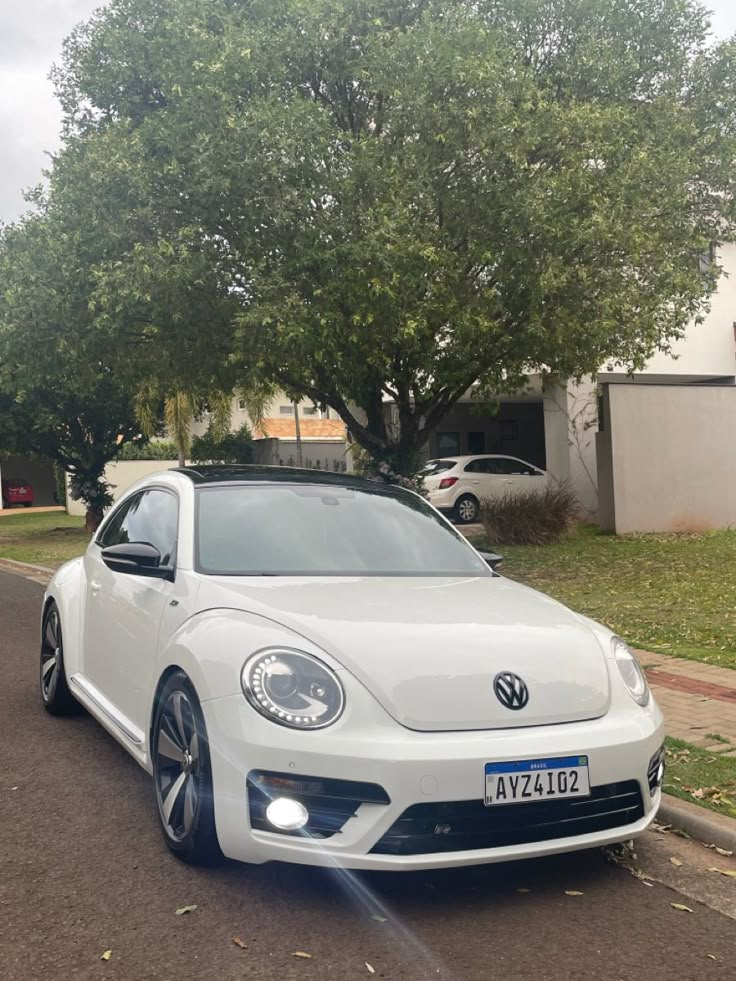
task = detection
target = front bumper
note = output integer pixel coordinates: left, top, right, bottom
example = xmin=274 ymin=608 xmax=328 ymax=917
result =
xmin=203 ymin=689 xmax=665 ymax=870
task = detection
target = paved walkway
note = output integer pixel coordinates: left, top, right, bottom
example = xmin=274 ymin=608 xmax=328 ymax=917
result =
xmin=639 ymin=650 xmax=736 ymax=753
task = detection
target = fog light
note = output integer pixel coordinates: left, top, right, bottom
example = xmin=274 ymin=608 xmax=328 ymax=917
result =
xmin=265 ymin=797 xmax=309 ymax=831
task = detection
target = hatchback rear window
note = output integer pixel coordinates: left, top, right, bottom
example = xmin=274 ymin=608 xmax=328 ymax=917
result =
xmin=421 ymin=460 xmax=456 ymax=475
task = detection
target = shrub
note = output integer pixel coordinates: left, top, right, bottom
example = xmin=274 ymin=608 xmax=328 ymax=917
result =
xmin=117 ymin=439 xmax=179 ymax=461
xmin=191 ymin=423 xmax=254 ymax=464
xmin=479 ymin=483 xmax=579 ymax=546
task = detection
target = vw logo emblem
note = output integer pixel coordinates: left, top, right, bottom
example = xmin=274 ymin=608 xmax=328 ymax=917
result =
xmin=493 ymin=671 xmax=529 ymax=711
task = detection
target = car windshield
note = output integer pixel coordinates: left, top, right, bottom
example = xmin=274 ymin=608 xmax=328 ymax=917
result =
xmin=421 ymin=460 xmax=456 ymax=475
xmin=195 ymin=483 xmax=489 ymax=576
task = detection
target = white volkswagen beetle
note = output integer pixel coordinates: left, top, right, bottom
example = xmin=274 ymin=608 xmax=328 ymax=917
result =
xmin=41 ymin=466 xmax=664 ymax=869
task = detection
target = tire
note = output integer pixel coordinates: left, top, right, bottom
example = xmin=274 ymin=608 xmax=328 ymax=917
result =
xmin=454 ymin=494 xmax=480 ymax=524
xmin=40 ymin=602 xmax=78 ymax=715
xmin=152 ymin=672 xmax=222 ymax=865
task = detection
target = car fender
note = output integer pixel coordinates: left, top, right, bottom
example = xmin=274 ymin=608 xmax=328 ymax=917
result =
xmin=152 ymin=606 xmax=340 ymax=708
xmin=43 ymin=557 xmax=86 ymax=676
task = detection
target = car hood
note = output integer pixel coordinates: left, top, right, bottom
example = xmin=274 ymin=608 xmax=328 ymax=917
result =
xmin=196 ymin=575 xmax=611 ymax=731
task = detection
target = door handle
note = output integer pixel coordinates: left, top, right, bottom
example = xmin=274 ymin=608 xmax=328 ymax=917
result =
xmin=90 ymin=580 xmax=102 ymax=596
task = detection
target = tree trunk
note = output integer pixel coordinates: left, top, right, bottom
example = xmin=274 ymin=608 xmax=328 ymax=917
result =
xmin=84 ymin=504 xmax=104 ymax=536
xmin=293 ymin=401 xmax=303 ymax=466
xmin=178 ymin=448 xmax=186 ymax=468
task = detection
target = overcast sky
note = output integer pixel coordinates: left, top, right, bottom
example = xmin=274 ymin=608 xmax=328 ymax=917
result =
xmin=2 ymin=1 xmax=736 ymax=224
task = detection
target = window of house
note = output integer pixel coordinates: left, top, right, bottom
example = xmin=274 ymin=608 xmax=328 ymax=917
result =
xmin=436 ymin=432 xmax=461 ymax=455
xmin=467 ymin=431 xmax=485 ymax=454
xmin=302 ymin=406 xmax=318 ymax=416
xmin=280 ymin=405 xmax=294 ymax=415
xmin=238 ymin=398 xmax=246 ymax=410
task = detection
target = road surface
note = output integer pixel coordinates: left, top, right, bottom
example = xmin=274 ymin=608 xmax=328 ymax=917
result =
xmin=1 ymin=569 xmax=734 ymax=980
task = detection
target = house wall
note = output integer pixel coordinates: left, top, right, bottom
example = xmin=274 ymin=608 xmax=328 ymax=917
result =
xmin=596 ymin=384 xmax=736 ymax=533
xmin=274 ymin=441 xmax=351 ymax=472
xmin=642 ymin=242 xmax=736 ymax=378
xmin=65 ymin=460 xmax=179 ymax=516
xmin=427 ymin=400 xmax=547 ymax=469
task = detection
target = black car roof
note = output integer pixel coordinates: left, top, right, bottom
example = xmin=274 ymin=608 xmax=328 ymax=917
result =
xmin=171 ymin=464 xmax=397 ymax=492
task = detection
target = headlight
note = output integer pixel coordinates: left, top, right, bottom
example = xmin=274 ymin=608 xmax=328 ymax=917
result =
xmin=612 ymin=637 xmax=649 ymax=706
xmin=241 ymin=648 xmax=345 ymax=729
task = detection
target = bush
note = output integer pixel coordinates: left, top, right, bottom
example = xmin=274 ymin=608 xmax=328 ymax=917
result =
xmin=191 ymin=423 xmax=253 ymax=464
xmin=479 ymin=484 xmax=579 ymax=546
xmin=117 ymin=439 xmax=179 ymax=461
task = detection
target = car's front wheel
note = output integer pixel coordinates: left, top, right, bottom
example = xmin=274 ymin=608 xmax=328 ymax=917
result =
xmin=454 ymin=494 xmax=480 ymax=524
xmin=40 ymin=602 xmax=78 ymax=715
xmin=152 ymin=672 xmax=221 ymax=865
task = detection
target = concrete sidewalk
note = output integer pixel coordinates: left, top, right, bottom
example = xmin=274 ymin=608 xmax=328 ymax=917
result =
xmin=639 ymin=650 xmax=736 ymax=753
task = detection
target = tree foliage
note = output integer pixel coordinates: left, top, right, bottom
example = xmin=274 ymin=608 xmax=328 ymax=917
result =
xmin=0 ymin=212 xmax=142 ymax=530
xmin=25 ymin=0 xmax=736 ymax=475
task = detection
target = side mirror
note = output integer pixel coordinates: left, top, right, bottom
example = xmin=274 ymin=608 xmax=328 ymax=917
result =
xmin=477 ymin=550 xmax=503 ymax=571
xmin=101 ymin=542 xmax=175 ymax=581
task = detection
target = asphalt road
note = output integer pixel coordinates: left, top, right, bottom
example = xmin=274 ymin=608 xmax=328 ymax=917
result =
xmin=1 ymin=569 xmax=735 ymax=981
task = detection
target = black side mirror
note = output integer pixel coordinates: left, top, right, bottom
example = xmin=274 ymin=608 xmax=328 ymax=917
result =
xmin=101 ymin=542 xmax=175 ymax=581
xmin=477 ymin=550 xmax=503 ymax=571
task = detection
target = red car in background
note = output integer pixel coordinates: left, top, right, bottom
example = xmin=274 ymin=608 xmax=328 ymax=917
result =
xmin=1 ymin=478 xmax=34 ymax=509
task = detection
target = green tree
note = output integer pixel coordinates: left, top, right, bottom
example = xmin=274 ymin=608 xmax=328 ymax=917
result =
xmin=0 ymin=213 xmax=141 ymax=532
xmin=54 ymin=0 xmax=736 ymax=475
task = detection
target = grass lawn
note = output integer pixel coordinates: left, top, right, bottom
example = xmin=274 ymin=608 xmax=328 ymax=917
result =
xmin=0 ymin=511 xmax=88 ymax=567
xmin=663 ymin=736 xmax=736 ymax=820
xmin=467 ymin=524 xmax=736 ymax=669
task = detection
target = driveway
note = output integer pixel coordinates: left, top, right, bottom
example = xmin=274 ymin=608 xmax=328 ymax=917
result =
xmin=1 ymin=570 xmax=735 ymax=981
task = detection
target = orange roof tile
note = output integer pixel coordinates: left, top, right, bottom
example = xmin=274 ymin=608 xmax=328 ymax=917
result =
xmin=253 ymin=417 xmax=347 ymax=441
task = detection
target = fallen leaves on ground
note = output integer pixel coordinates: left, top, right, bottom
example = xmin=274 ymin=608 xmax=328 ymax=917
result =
xmin=232 ymin=937 xmax=248 ymax=949
xmin=564 ymin=890 xmax=584 ymax=896
xmin=365 ymin=964 xmax=376 ymax=974
xmin=704 ymin=845 xmax=734 ymax=857
xmin=671 ymin=903 xmax=694 ymax=913
xmin=174 ymin=905 xmax=198 ymax=916
xmin=516 ymin=888 xmax=531 ymax=894
xmin=293 ymin=951 xmax=312 ymax=959
xmin=371 ymin=914 xmax=388 ymax=923
xmin=101 ymin=950 xmax=112 ymax=962
xmin=669 ymin=857 xmax=683 ymax=867
xmin=707 ymin=867 xmax=736 ymax=878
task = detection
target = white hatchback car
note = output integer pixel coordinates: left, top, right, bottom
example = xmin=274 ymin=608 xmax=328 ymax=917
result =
xmin=41 ymin=465 xmax=664 ymax=870
xmin=423 ymin=454 xmax=549 ymax=524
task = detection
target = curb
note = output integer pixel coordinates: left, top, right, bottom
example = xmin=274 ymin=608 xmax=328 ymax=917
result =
xmin=0 ymin=557 xmax=55 ymax=584
xmin=658 ymin=793 xmax=736 ymax=853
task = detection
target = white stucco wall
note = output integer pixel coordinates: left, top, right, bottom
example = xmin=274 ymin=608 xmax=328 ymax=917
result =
xmin=597 ymin=384 xmax=736 ymax=533
xmin=65 ymin=460 xmax=179 ymax=516
xmin=630 ymin=242 xmax=736 ymax=378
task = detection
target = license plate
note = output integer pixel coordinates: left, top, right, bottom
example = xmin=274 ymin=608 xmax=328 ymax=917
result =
xmin=484 ymin=755 xmax=590 ymax=806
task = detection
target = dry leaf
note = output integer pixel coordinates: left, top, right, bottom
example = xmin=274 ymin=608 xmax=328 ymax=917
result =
xmin=232 ymin=937 xmax=248 ymax=949
xmin=366 ymin=964 xmax=376 ymax=974
xmin=175 ymin=905 xmax=198 ymax=915
xmin=293 ymin=952 xmax=312 ymax=959
xmin=371 ymin=914 xmax=388 ymax=923
xmin=707 ymin=955 xmax=717 ymax=961
xmin=516 ymin=888 xmax=531 ymax=894
xmin=671 ymin=903 xmax=693 ymax=913
xmin=707 ymin=868 xmax=736 ymax=878
xmin=715 ymin=847 xmax=733 ymax=857
xmin=101 ymin=950 xmax=112 ymax=962
xmin=565 ymin=890 xmax=584 ymax=896
xmin=669 ymin=857 xmax=683 ymax=867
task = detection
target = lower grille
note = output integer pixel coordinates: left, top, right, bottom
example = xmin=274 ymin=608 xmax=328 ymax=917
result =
xmin=371 ymin=781 xmax=644 ymax=856
xmin=248 ymin=770 xmax=390 ymax=839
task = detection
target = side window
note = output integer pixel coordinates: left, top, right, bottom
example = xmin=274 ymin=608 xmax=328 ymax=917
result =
xmin=99 ymin=490 xmax=179 ymax=565
xmin=495 ymin=458 xmax=538 ymax=475
xmin=463 ymin=459 xmax=484 ymax=473
xmin=97 ymin=497 xmax=137 ymax=549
